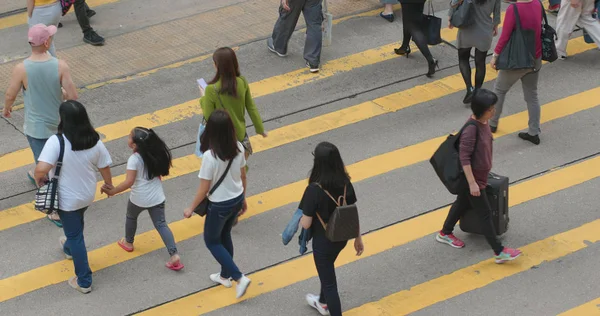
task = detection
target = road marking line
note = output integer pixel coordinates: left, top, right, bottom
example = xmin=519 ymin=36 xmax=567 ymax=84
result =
xmin=0 ymin=38 xmax=594 ymax=232
xmin=345 ymin=220 xmax=600 ymax=315
xmin=1 ymin=82 xmax=599 ymax=303
xmin=0 ymin=18 xmax=464 ymax=173
xmin=0 ymin=0 xmax=120 ymax=30
xmin=134 ymin=155 xmax=600 ymax=315
xmin=558 ymin=298 xmax=600 ymax=316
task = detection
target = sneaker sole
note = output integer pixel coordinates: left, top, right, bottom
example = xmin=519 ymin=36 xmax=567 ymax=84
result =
xmin=495 ymin=252 xmax=521 ymax=264
xmin=83 ymin=38 xmax=105 ymax=46
xmin=435 ymin=234 xmax=464 ymax=249
xmin=267 ymin=45 xmax=286 ymax=57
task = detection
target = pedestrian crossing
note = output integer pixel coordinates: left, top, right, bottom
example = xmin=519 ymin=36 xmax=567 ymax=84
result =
xmin=1 ymin=2 xmax=599 ymax=315
xmin=133 ymin=155 xmax=600 ymax=315
xmin=0 ymin=36 xmax=594 ymax=232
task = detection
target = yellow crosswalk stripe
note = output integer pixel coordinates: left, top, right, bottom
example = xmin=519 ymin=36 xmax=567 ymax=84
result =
xmin=0 ymin=37 xmax=593 ymax=232
xmin=1 ymin=81 xmax=599 ymax=303
xmin=0 ymin=0 xmax=120 ymax=30
xmin=0 ymin=23 xmax=463 ymax=174
xmin=135 ymin=155 xmax=600 ymax=315
xmin=558 ymin=298 xmax=600 ymax=316
xmin=345 ymin=218 xmax=600 ymax=315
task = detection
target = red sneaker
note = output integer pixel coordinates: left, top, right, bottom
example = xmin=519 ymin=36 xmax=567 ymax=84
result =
xmin=436 ymin=232 xmax=465 ymax=248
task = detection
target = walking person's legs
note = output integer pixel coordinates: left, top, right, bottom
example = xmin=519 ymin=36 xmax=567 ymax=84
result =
xmin=123 ymin=200 xmax=144 ymax=247
xmin=578 ymin=0 xmax=600 ymax=48
xmin=269 ymin=0 xmax=305 ymax=56
xmin=147 ymin=202 xmax=183 ymax=269
xmin=437 ymin=189 xmax=468 ymax=248
xmin=473 ymin=49 xmax=487 ymax=89
xmin=395 ymin=3 xmax=414 ymax=54
xmin=519 ymin=60 xmax=542 ymax=144
xmin=302 ymin=0 xmax=324 ymax=71
xmin=310 ymin=239 xmax=346 ymax=316
xmin=59 ymin=208 xmax=92 ymax=292
xmin=458 ymin=47 xmax=474 ymax=104
xmin=490 ymin=69 xmax=522 ymax=131
xmin=556 ymin=0 xmax=582 ymax=57
xmin=204 ymin=195 xmax=250 ymax=297
xmin=74 ymin=0 xmax=104 ymax=45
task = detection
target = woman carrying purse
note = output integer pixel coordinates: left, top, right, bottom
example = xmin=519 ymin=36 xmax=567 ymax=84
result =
xmin=490 ymin=0 xmax=543 ymax=145
xmin=184 ymin=109 xmax=251 ymax=299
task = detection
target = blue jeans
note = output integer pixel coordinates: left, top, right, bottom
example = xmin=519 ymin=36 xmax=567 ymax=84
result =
xmin=204 ymin=194 xmax=244 ymax=281
xmin=58 ymin=208 xmax=92 ymax=288
xmin=26 ymin=135 xmax=49 ymax=165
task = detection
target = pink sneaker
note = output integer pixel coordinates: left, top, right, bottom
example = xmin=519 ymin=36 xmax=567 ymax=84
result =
xmin=435 ymin=232 xmax=465 ymax=248
xmin=495 ymin=247 xmax=522 ymax=264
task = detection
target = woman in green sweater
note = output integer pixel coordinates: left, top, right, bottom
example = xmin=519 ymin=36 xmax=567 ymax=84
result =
xmin=199 ymin=47 xmax=267 ymax=160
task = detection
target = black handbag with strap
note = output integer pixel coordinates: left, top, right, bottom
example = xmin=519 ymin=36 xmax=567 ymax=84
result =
xmin=193 ymin=158 xmax=234 ymax=216
xmin=35 ymin=134 xmax=65 ymax=214
xmin=315 ymin=184 xmax=360 ymax=242
xmin=496 ymin=4 xmax=536 ymax=70
xmin=424 ymin=0 xmax=443 ymax=45
xmin=540 ymin=2 xmax=558 ymax=62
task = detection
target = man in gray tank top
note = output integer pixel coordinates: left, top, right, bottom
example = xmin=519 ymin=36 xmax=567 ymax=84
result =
xmin=3 ymin=24 xmax=78 ymax=226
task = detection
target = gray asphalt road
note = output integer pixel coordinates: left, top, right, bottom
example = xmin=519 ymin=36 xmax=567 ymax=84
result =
xmin=1 ymin=0 xmax=599 ymax=315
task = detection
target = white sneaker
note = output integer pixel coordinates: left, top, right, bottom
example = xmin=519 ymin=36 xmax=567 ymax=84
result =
xmin=59 ymin=236 xmax=72 ymax=260
xmin=68 ymin=276 xmax=91 ymax=294
xmin=236 ymin=275 xmax=251 ymax=299
xmin=306 ymin=294 xmax=330 ymax=315
xmin=210 ymin=273 xmax=232 ymax=288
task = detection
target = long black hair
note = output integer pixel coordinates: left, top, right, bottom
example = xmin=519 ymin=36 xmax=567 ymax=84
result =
xmin=200 ymin=109 xmax=240 ymax=161
xmin=58 ymin=100 xmax=100 ymax=151
xmin=308 ymin=142 xmax=351 ymax=191
xmin=209 ymin=47 xmax=240 ymax=98
xmin=131 ymin=127 xmax=172 ymax=180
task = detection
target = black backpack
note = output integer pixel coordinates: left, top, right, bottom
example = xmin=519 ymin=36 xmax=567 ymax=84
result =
xmin=430 ymin=121 xmax=478 ymax=195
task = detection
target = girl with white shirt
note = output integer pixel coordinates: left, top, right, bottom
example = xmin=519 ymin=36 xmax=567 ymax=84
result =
xmin=35 ymin=101 xmax=113 ymax=294
xmin=184 ymin=109 xmax=251 ymax=299
xmin=102 ymin=127 xmax=183 ymax=271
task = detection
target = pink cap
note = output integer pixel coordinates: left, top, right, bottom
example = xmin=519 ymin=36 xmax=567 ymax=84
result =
xmin=28 ymin=24 xmax=57 ymax=46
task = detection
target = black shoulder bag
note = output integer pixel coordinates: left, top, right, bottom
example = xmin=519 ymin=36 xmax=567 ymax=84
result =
xmin=496 ymin=4 xmax=536 ymax=70
xmin=35 ymin=134 xmax=65 ymax=214
xmin=193 ymin=158 xmax=234 ymax=216
xmin=429 ymin=121 xmax=479 ymax=195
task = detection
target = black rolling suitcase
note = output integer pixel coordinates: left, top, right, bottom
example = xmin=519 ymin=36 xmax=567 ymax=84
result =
xmin=459 ymin=172 xmax=509 ymax=236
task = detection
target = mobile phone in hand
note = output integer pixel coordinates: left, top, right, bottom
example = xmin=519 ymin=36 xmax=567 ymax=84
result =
xmin=197 ymin=78 xmax=207 ymax=89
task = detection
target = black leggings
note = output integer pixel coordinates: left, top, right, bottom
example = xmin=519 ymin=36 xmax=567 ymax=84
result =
xmin=400 ymin=1 xmax=434 ymax=64
xmin=458 ymin=48 xmax=487 ymax=90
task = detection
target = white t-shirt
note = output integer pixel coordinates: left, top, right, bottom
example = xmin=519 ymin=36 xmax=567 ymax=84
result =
xmin=198 ymin=142 xmax=246 ymax=202
xmin=38 ymin=135 xmax=112 ymax=211
xmin=127 ymin=153 xmax=166 ymax=208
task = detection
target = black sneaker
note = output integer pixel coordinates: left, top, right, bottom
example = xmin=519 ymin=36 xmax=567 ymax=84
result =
xmin=83 ymin=31 xmax=105 ymax=46
xmin=306 ymin=61 xmax=319 ymax=73
xmin=87 ymin=9 xmax=96 ymax=18
xmin=518 ymin=132 xmax=540 ymax=145
xmin=490 ymin=125 xmax=497 ymax=133
xmin=267 ymin=38 xmax=286 ymax=57
xmin=58 ymin=22 xmax=63 ymax=28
